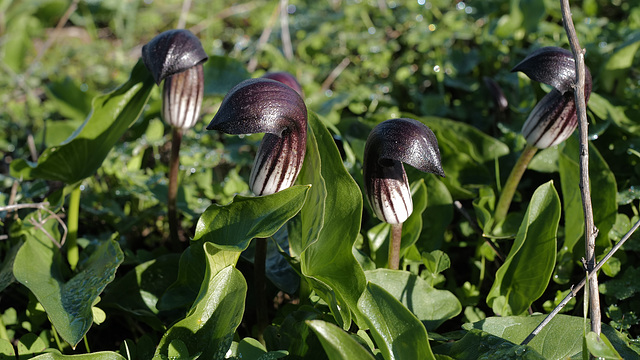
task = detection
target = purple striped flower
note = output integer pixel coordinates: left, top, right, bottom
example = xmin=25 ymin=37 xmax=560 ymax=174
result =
xmin=512 ymin=47 xmax=592 ymax=149
xmin=142 ymin=29 xmax=208 ymax=129
xmin=363 ymin=118 xmax=444 ymax=224
xmin=207 ymin=78 xmax=307 ymax=196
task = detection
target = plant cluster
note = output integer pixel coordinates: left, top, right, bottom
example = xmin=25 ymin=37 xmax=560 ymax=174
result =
xmin=1 ymin=0 xmax=640 ymax=359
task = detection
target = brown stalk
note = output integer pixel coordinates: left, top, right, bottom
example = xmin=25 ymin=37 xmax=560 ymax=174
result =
xmin=560 ymin=0 xmax=600 ymax=335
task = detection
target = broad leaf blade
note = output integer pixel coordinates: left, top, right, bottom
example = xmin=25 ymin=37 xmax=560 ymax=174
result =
xmin=365 ymin=269 xmax=461 ymax=331
xmin=466 ymin=315 xmax=640 ymax=359
xmin=159 ymin=186 xmax=308 ymax=310
xmin=358 ymin=282 xmax=436 ymax=360
xmin=293 ymin=112 xmax=367 ymax=328
xmin=10 ymin=59 xmax=155 ymax=184
xmin=154 ymin=243 xmax=247 ymax=360
xmin=194 ymin=185 xmax=310 ymax=251
xmin=308 ymin=320 xmax=376 ymax=360
xmin=487 ymin=181 xmax=560 ymax=315
xmin=13 ymin=215 xmax=124 ymax=347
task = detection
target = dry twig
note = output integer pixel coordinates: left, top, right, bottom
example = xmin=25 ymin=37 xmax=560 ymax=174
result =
xmin=560 ymin=0 xmax=601 ymax=335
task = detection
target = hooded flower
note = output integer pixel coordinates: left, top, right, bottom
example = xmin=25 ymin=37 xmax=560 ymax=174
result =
xmin=142 ymin=29 xmax=208 ymax=129
xmin=363 ymin=118 xmax=444 ymax=224
xmin=512 ymin=47 xmax=592 ymax=149
xmin=207 ymin=78 xmax=307 ymax=196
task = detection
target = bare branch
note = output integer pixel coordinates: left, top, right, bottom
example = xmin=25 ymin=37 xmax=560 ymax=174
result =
xmin=320 ymin=57 xmax=351 ymax=93
xmin=560 ymin=0 xmax=601 ymax=335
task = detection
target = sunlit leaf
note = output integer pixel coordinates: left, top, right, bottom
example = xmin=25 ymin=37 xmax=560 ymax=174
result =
xmin=10 ymin=60 xmax=155 ymax=184
xmin=159 ymin=186 xmax=308 ymax=310
xmin=487 ymin=181 xmax=560 ymax=316
xmin=0 ymin=338 xmax=14 ymax=359
xmin=366 ymin=269 xmax=461 ymax=331
xmin=154 ymin=243 xmax=247 ymax=360
xmin=601 ymin=32 xmax=640 ymax=93
xmin=358 ymin=282 xmax=436 ymax=360
xmin=194 ymin=185 xmax=310 ymax=251
xmin=433 ymin=329 xmax=544 ymax=359
xmin=291 ymin=112 xmax=367 ymax=329
xmin=308 ymin=320 xmax=376 ymax=360
xmin=466 ymin=315 xmax=640 ymax=359
xmin=586 ymin=332 xmax=623 ymax=359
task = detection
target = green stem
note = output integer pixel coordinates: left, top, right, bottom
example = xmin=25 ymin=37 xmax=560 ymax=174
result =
xmin=388 ymin=222 xmax=403 ymax=270
xmin=51 ymin=325 xmax=63 ymax=352
xmin=168 ymin=127 xmax=183 ymax=243
xmin=83 ymin=335 xmax=91 ymax=353
xmin=493 ymin=144 xmax=538 ymax=229
xmin=254 ymin=237 xmax=268 ymax=343
xmin=67 ymin=186 xmax=81 ymax=270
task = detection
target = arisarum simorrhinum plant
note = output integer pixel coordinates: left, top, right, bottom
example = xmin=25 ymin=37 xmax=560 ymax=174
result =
xmin=492 ymin=46 xmax=592 ymax=230
xmin=206 ymin=77 xmax=307 ymax=339
xmin=142 ymin=29 xmax=208 ymax=243
xmin=363 ymin=118 xmax=444 ymax=270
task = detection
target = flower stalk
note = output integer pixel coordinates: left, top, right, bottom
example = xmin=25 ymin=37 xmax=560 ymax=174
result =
xmin=492 ymin=47 xmax=592 ymax=233
xmin=142 ymin=29 xmax=207 ymax=242
xmin=67 ymin=186 xmax=81 ymax=270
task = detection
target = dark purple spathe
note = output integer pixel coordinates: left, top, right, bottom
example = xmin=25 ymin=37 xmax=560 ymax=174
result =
xmin=363 ymin=118 xmax=444 ymax=224
xmin=207 ymin=78 xmax=307 ymax=196
xmin=142 ymin=29 xmax=209 ymax=85
xmin=513 ymin=47 xmax=592 ymax=149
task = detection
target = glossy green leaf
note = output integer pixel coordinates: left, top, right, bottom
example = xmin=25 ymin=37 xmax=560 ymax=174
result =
xmin=358 ymin=282 xmax=436 ymax=360
xmin=586 ymin=332 xmax=623 ymax=359
xmin=17 ymin=333 xmax=46 ymax=359
xmin=160 ymin=186 xmax=308 ymax=310
xmin=13 ymin=215 xmax=124 ymax=348
xmin=433 ymin=329 xmax=544 ymax=360
xmin=30 ymin=351 xmax=127 ymax=360
xmin=291 ymin=112 xmax=367 ymax=328
xmin=487 ymin=181 xmax=560 ymax=316
xmin=154 ymin=243 xmax=247 ymax=360
xmin=466 ymin=315 xmax=640 ymax=359
xmin=308 ymin=320 xmax=376 ymax=360
xmin=601 ymin=33 xmax=640 ymax=93
xmin=229 ymin=337 xmax=288 ymax=359
xmin=157 ymin=243 xmax=240 ymax=311
xmin=10 ymin=59 xmax=154 ymax=184
xmin=194 ymin=185 xmax=310 ymax=251
xmin=365 ymin=269 xmax=461 ymax=331
xmin=0 ymin=338 xmax=14 ymax=359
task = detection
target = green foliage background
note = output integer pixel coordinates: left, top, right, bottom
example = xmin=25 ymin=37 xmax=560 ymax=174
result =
xmin=1 ymin=0 xmax=640 ymax=358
